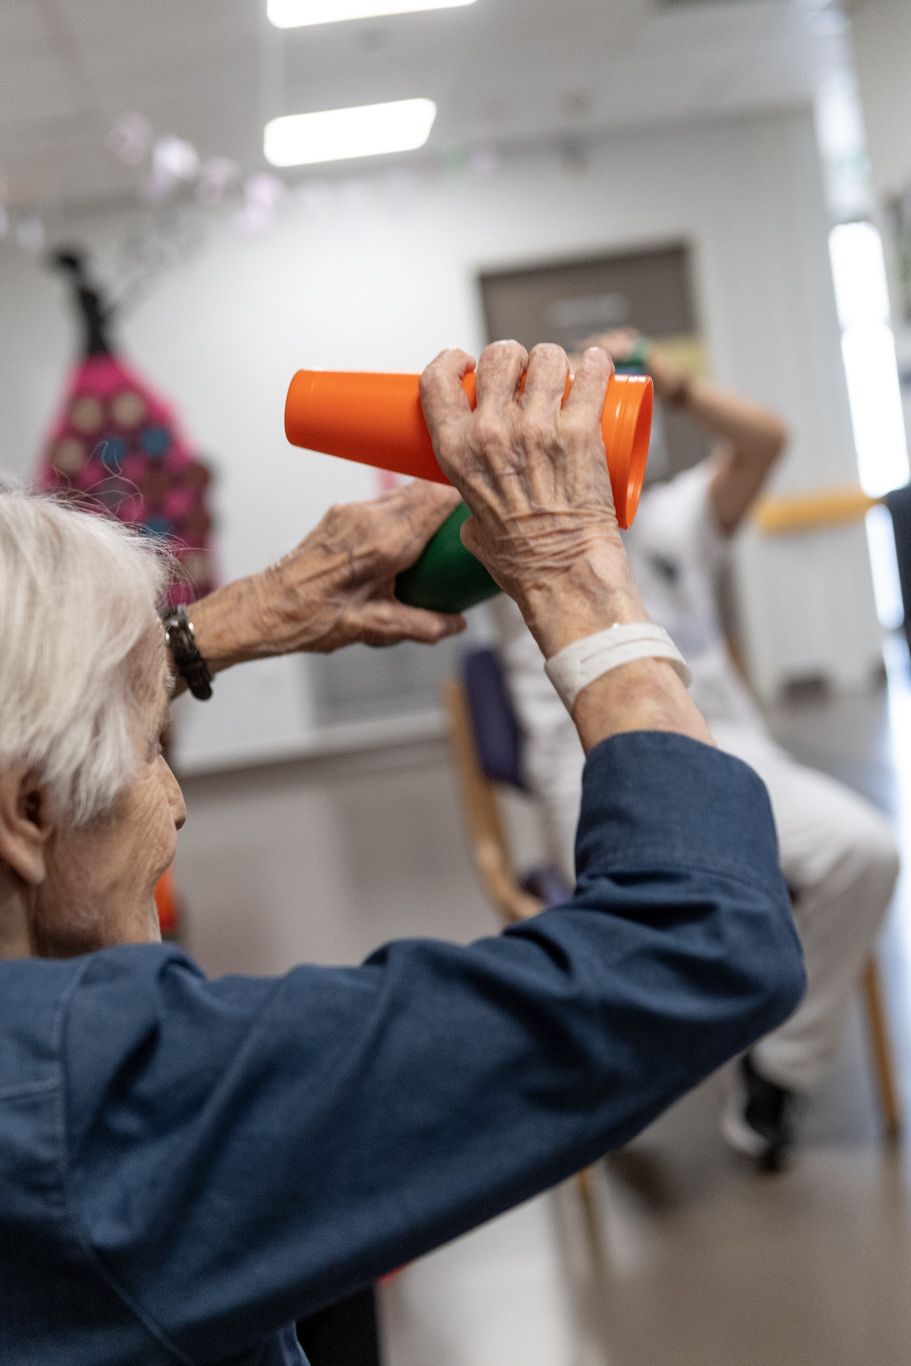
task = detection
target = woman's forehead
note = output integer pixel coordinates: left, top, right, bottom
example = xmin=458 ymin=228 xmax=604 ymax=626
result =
xmin=132 ymin=620 xmax=170 ymax=714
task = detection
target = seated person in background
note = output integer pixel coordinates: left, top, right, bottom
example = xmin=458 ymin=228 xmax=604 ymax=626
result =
xmin=490 ymin=330 xmax=899 ymax=1172
xmin=0 ymin=342 xmax=804 ymax=1366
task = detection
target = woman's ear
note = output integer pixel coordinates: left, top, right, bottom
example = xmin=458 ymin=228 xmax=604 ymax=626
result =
xmin=0 ymin=768 xmax=54 ymax=886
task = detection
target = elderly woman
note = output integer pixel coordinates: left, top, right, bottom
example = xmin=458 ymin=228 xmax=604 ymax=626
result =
xmin=0 ymin=343 xmax=803 ymax=1365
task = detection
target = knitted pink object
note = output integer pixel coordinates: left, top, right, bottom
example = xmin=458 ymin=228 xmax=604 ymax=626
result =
xmin=37 ymin=354 xmax=217 ymax=608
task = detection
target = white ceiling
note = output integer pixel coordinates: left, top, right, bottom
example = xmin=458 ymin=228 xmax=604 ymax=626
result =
xmin=0 ymin=0 xmax=853 ymax=214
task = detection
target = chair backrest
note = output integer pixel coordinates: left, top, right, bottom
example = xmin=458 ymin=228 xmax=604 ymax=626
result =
xmin=442 ymin=651 xmax=542 ymax=924
xmin=461 ymin=647 xmax=526 ymax=791
xmin=444 ymin=645 xmax=577 ymax=920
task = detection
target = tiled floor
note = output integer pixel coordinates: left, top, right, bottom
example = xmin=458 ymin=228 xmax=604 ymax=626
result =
xmin=381 ymin=645 xmax=911 ymax=1366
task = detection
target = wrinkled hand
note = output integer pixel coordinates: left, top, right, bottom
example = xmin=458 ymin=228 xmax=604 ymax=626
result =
xmin=241 ymin=481 xmax=466 ymax=655
xmin=419 ymin=341 xmax=625 ymax=611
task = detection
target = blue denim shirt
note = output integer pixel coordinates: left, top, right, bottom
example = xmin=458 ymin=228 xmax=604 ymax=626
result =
xmin=0 ymin=733 xmax=804 ymax=1365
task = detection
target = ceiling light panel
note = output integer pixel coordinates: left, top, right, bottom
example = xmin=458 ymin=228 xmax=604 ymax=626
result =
xmin=268 ymin=0 xmax=477 ymax=28
xmin=264 ymin=98 xmax=437 ymax=167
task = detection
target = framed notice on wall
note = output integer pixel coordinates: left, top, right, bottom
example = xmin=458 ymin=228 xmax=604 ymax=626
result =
xmin=479 ymin=240 xmax=711 ymax=479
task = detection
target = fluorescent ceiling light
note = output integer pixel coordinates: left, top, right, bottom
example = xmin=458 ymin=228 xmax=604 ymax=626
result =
xmin=264 ymin=99 xmax=437 ymax=167
xmin=268 ymin=0 xmax=477 ymax=28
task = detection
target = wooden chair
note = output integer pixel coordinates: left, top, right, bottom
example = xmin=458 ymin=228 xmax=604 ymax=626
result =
xmin=862 ymin=958 xmax=902 ymax=1139
xmin=444 ymin=647 xmax=902 ymax=1143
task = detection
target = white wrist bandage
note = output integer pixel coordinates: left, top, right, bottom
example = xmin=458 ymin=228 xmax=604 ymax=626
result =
xmin=544 ymin=622 xmax=692 ymax=714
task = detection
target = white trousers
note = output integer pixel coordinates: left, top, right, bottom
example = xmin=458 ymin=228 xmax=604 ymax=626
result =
xmin=516 ymin=681 xmax=899 ymax=1093
xmin=712 ymin=723 xmax=898 ymax=1091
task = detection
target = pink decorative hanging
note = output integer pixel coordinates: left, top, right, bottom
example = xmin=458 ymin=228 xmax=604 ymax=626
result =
xmin=37 ymin=249 xmax=218 ymax=609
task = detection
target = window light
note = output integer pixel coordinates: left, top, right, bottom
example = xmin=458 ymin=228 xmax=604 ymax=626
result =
xmin=268 ymin=0 xmax=477 ymax=28
xmin=264 ymin=99 xmax=437 ymax=167
xmin=828 ymin=221 xmax=909 ymax=498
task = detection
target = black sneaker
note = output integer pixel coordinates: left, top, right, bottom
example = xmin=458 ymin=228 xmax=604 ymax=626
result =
xmin=721 ymin=1053 xmax=796 ymax=1173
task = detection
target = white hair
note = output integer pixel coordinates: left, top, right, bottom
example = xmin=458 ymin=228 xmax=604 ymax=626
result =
xmin=0 ymin=480 xmax=170 ymax=826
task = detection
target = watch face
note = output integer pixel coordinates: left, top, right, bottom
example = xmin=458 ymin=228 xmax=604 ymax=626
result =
xmin=164 ymin=610 xmax=188 ymax=651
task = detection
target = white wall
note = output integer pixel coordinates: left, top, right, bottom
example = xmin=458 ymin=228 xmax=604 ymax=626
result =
xmin=0 ymin=104 xmax=879 ymax=752
xmin=851 ymin=0 xmax=911 ymax=200
xmin=175 ymin=739 xmax=527 ymax=976
xmin=851 ymin=0 xmax=911 ymax=458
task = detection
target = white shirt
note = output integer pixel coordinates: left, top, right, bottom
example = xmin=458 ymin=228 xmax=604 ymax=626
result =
xmin=622 ymin=461 xmax=764 ymax=728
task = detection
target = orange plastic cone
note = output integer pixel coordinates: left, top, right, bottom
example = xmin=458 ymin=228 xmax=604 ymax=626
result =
xmin=285 ymin=368 xmax=652 ymax=529
xmin=154 ymin=867 xmax=179 ymax=940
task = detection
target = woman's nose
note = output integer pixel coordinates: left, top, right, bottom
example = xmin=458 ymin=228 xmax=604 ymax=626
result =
xmin=164 ymin=761 xmax=187 ymax=830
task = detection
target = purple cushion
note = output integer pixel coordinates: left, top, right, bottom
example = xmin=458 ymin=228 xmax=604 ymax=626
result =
xmin=520 ymin=865 xmax=574 ymax=908
xmin=463 ymin=648 xmax=525 ymax=790
xmin=886 ymin=484 xmax=911 ymax=656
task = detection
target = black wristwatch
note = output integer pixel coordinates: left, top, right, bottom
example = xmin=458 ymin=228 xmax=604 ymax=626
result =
xmin=162 ymin=605 xmax=213 ymax=700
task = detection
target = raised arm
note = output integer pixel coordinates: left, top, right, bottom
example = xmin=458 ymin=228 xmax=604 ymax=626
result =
xmin=64 ymin=734 xmax=803 ymax=1357
xmin=584 ymin=329 xmax=790 ymax=535
xmin=61 ymin=343 xmax=804 ymax=1360
xmin=166 ymin=480 xmax=467 ymax=695
xmin=420 ymin=341 xmax=714 ymax=750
